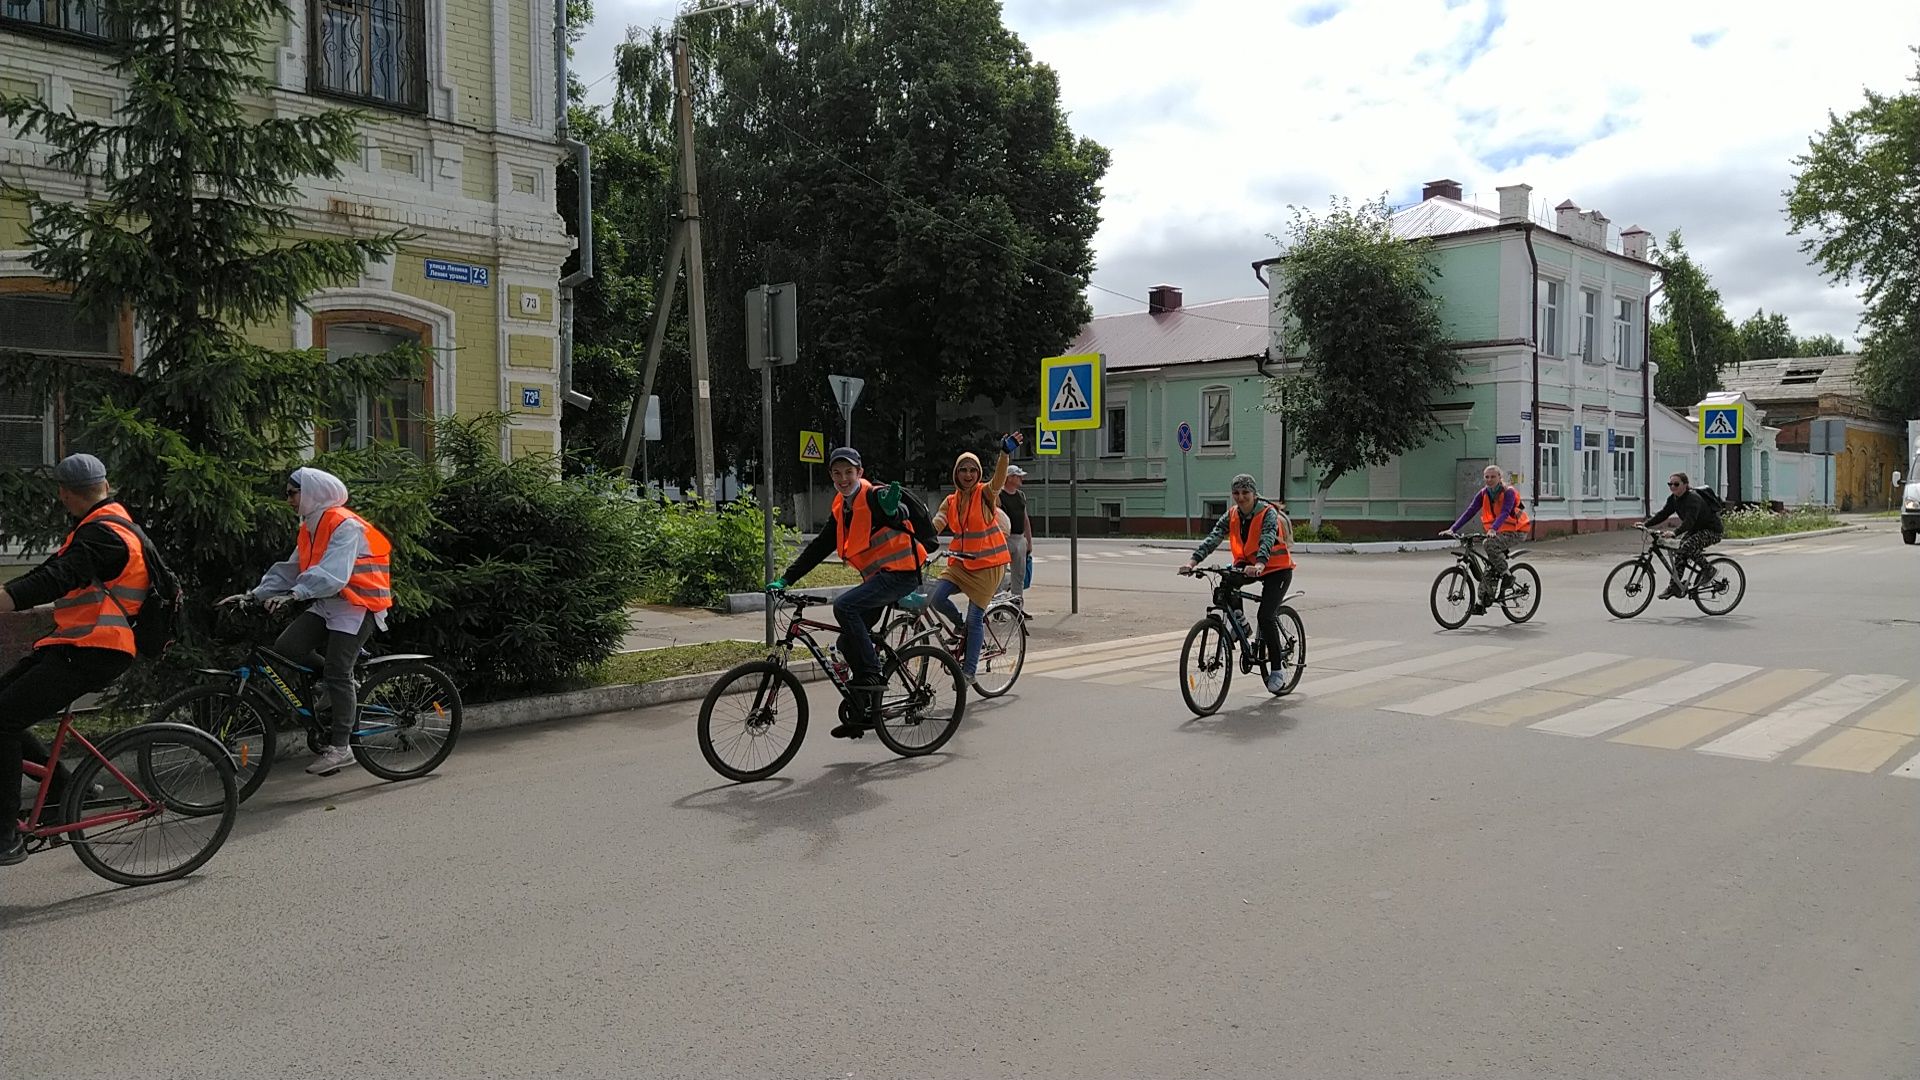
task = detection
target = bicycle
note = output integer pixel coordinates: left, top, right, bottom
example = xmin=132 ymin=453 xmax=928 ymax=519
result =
xmin=1175 ymin=565 xmax=1306 ymax=717
xmin=1603 ymin=525 xmax=1746 ymax=618
xmin=147 ymin=598 xmax=463 ymax=803
xmin=878 ymin=552 xmax=1028 ymax=698
xmin=696 ymin=589 xmax=968 ymax=782
xmin=1429 ymin=534 xmax=1542 ymax=630
xmin=15 ymin=708 xmax=237 ymax=886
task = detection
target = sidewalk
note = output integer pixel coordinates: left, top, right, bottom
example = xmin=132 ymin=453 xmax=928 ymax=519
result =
xmin=622 ymin=604 xmax=767 ymax=651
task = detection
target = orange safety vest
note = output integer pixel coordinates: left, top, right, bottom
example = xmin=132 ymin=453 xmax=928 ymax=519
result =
xmin=942 ymin=485 xmax=1011 ymax=571
xmin=298 ymin=506 xmax=394 ymax=613
xmin=1227 ymin=501 xmax=1294 ymax=575
xmin=38 ymin=501 xmax=150 ymax=655
xmin=834 ymin=481 xmax=923 ymax=579
xmin=1479 ymin=486 xmax=1531 ymax=535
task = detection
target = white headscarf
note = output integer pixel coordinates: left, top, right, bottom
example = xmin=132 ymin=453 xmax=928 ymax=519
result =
xmin=290 ymin=467 xmax=349 ymax=525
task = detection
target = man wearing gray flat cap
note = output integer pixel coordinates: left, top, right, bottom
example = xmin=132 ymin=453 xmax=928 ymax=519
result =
xmin=0 ymin=454 xmax=151 ymax=866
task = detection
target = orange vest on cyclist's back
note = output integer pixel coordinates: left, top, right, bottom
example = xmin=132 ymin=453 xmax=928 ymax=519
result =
xmin=298 ymin=506 xmax=394 ymax=613
xmin=38 ymin=501 xmax=150 ymax=655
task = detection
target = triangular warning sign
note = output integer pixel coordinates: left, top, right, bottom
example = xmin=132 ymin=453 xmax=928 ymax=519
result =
xmin=1705 ymin=412 xmax=1735 ymax=437
xmin=1038 ymin=430 xmax=1058 ymax=448
xmin=1051 ymin=370 xmax=1089 ymax=413
xmin=803 ymin=435 xmax=820 ymax=458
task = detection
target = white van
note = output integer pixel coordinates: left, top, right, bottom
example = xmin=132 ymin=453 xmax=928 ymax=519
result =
xmin=1898 ymin=422 xmax=1919 ymax=545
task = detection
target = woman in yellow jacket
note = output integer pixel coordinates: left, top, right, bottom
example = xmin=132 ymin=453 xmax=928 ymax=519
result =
xmin=927 ymin=436 xmax=1019 ymax=679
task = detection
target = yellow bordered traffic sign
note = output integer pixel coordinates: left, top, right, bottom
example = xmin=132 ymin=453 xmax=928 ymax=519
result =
xmin=1699 ymin=404 xmax=1743 ymax=445
xmin=799 ymin=430 xmax=826 ymax=463
xmin=1039 ymin=353 xmax=1104 ymax=431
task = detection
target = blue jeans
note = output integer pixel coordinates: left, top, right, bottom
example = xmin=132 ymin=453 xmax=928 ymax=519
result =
xmin=831 ymin=570 xmax=921 ymax=683
xmin=928 ymin=578 xmax=987 ymax=676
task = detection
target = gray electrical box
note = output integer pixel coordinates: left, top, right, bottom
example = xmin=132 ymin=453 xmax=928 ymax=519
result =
xmin=746 ymin=283 xmax=799 ymax=370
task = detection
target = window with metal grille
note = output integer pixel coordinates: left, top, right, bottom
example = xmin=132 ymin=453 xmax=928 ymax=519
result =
xmin=0 ymin=0 xmax=113 ymax=40
xmin=309 ymin=0 xmax=426 ymax=112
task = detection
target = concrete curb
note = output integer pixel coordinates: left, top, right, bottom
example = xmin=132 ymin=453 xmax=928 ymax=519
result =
xmin=718 ymin=584 xmax=856 ymax=614
xmin=1137 ymin=539 xmax=1455 ymax=555
xmin=465 ymin=658 xmax=826 ymax=733
xmin=1721 ymin=524 xmax=1868 ymax=547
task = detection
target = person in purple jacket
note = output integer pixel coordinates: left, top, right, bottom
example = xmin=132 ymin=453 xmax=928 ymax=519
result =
xmin=1440 ymin=465 xmax=1531 ymax=613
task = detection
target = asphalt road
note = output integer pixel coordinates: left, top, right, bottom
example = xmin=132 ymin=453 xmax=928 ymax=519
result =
xmin=4 ymin=523 xmax=1916 ymax=1079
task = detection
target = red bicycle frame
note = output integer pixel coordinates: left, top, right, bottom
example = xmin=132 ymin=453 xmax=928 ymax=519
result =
xmin=16 ymin=712 xmax=163 ymax=840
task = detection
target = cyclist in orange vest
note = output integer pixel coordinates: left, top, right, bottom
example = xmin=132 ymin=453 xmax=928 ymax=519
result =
xmin=1 ymin=454 xmax=149 ymax=866
xmin=928 ymin=438 xmax=1018 ymax=680
xmin=1182 ymin=473 xmax=1295 ymax=693
xmin=232 ymin=467 xmax=394 ymax=777
xmin=1441 ymin=464 xmax=1530 ymax=613
xmin=769 ymin=447 xmax=924 ymax=736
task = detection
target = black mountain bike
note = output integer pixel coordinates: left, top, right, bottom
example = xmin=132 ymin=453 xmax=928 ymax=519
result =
xmin=696 ymin=589 xmax=968 ymax=782
xmin=1176 ymin=566 xmax=1306 ymax=717
xmin=1603 ymin=525 xmax=1746 ymax=618
xmin=1430 ymin=534 xmax=1542 ymax=630
xmin=149 ymin=599 xmax=463 ymax=802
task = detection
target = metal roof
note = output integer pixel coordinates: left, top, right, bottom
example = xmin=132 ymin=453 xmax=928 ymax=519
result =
xmin=1718 ymin=355 xmax=1864 ymax=402
xmin=1388 ymin=196 xmax=1500 ymax=240
xmin=1067 ymin=296 xmax=1269 ymax=372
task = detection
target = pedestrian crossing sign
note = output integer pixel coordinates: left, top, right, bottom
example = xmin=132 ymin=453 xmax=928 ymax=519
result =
xmin=1035 ymin=427 xmax=1061 ymax=456
xmin=1039 ymin=353 xmax=1103 ymax=431
xmin=1699 ymin=404 xmax=1744 ymax=445
xmin=799 ymin=430 xmax=825 ymax=463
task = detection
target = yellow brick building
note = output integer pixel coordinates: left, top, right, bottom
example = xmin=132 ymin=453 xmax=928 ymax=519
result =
xmin=1 ymin=0 xmax=579 ymax=467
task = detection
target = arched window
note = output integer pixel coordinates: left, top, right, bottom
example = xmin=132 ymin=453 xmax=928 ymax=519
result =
xmin=311 ymin=310 xmax=434 ymax=459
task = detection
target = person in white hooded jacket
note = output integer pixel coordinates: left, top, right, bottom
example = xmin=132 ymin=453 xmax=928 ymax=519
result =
xmin=230 ymin=467 xmax=395 ymax=777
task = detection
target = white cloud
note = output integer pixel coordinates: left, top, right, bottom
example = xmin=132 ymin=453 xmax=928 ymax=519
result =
xmin=576 ymin=0 xmax=1920 ymax=340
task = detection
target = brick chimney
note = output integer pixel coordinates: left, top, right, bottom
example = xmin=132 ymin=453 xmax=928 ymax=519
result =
xmin=1148 ymin=284 xmax=1183 ymax=315
xmin=1620 ymin=226 xmax=1652 ymax=261
xmin=1589 ymin=210 xmax=1610 ymax=249
xmin=1496 ymin=183 xmax=1532 ymax=224
xmin=1554 ymin=199 xmax=1581 ymax=239
xmin=1421 ymin=178 xmax=1464 ymax=202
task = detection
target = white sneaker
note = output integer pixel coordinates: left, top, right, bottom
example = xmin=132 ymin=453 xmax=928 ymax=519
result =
xmin=1264 ymin=670 xmax=1288 ymax=694
xmin=305 ymin=745 xmax=355 ymax=776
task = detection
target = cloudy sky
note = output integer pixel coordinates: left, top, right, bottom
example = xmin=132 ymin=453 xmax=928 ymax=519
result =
xmin=574 ymin=0 xmax=1920 ymax=340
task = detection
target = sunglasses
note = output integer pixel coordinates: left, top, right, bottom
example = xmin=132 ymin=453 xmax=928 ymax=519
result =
xmin=1668 ymin=481 xmax=1683 ymax=488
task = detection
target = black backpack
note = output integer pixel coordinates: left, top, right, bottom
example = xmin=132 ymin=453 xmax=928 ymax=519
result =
xmin=1696 ymin=487 xmax=1725 ymax=510
xmin=895 ymin=488 xmax=942 ymax=556
xmin=94 ymin=514 xmax=183 ymax=660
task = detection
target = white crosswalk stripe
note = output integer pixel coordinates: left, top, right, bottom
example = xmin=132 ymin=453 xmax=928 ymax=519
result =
xmin=1386 ymin=652 xmax=1628 ymax=717
xmin=1023 ymin=630 xmax=1919 ymax=777
xmin=1696 ymin=673 xmax=1908 ymax=761
xmin=1529 ymin=662 xmax=1762 ymax=737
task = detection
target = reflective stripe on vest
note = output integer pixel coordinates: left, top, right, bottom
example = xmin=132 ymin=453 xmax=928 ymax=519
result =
xmin=944 ymin=487 xmax=1011 ymax=570
xmin=1227 ymin=502 xmax=1293 ymax=574
xmin=298 ymin=506 xmax=395 ymax=613
xmin=833 ymin=481 xmax=923 ymax=579
xmin=36 ymin=502 xmax=150 ymax=655
xmin=1479 ymin=487 xmax=1531 ymax=534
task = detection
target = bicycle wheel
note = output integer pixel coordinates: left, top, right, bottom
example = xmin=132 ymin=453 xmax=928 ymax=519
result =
xmin=351 ymin=661 xmax=464 ymax=782
xmin=873 ymin=645 xmax=966 ymax=757
xmin=880 ymin=609 xmax=922 ymax=655
xmin=1266 ymin=607 xmax=1307 ymax=696
xmin=1692 ymin=557 xmax=1746 ymax=616
xmin=1179 ymin=617 xmax=1233 ymax=716
xmin=1500 ymin=564 xmax=1543 ymax=624
xmin=1429 ymin=567 xmax=1474 ymax=630
xmin=149 ymin=684 xmax=277 ymax=804
xmin=64 ymin=723 xmax=237 ymax=887
xmin=1602 ymin=558 xmax=1655 ymax=619
xmin=698 ymin=660 xmax=809 ymax=782
xmin=970 ymin=604 xmax=1028 ymax=698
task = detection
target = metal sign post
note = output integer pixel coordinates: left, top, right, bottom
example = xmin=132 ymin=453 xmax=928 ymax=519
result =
xmin=748 ymin=283 xmax=799 ymax=644
xmin=1176 ymin=421 xmax=1194 ymax=538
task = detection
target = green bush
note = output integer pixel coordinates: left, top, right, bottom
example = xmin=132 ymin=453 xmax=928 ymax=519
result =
xmin=629 ymin=492 xmax=794 ymax=608
xmin=1720 ymin=505 xmax=1841 ymax=539
xmin=1293 ymin=522 xmax=1343 ymax=543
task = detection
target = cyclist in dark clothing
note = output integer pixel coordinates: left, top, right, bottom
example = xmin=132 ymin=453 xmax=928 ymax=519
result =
xmin=1 ymin=455 xmax=143 ymax=866
xmin=1645 ymin=471 xmax=1724 ymax=598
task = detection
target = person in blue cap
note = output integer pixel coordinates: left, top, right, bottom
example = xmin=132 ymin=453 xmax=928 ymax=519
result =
xmin=768 ymin=447 xmax=924 ymax=737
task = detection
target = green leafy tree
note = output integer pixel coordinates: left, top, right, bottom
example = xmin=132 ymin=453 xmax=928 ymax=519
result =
xmin=0 ymin=0 xmax=415 ymax=676
xmin=1796 ymin=332 xmax=1850 ymax=357
xmin=1737 ymin=308 xmax=1799 ymax=362
xmin=1260 ymin=196 xmax=1462 ymax=530
xmin=603 ymin=0 xmax=1108 ymax=488
xmin=1650 ymin=231 xmax=1739 ymax=408
xmin=1787 ymin=49 xmax=1920 ymax=417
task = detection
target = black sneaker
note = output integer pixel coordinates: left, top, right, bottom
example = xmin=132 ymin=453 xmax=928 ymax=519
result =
xmin=1659 ymin=583 xmax=1682 ymax=599
xmin=0 ymin=832 xmax=27 ymax=867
